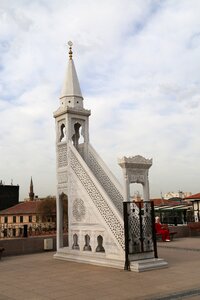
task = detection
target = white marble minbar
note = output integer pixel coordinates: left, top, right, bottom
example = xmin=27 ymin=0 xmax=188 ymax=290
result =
xmin=53 ymin=43 xmax=167 ymax=272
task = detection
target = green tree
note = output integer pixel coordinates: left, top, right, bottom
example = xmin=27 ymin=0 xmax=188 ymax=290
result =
xmin=36 ymin=196 xmax=56 ymax=222
xmin=36 ymin=195 xmax=68 ymax=228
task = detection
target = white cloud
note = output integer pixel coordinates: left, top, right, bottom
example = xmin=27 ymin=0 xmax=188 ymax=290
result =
xmin=0 ymin=0 xmax=200 ymax=200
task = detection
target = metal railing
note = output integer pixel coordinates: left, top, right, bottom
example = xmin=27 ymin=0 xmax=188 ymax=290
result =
xmin=123 ymin=201 xmax=157 ymax=270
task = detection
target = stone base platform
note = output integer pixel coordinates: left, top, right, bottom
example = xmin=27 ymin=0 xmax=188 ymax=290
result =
xmin=54 ymin=247 xmax=168 ymax=272
xmin=54 ymin=247 xmax=124 ymax=269
xmin=130 ymin=258 xmax=168 ymax=272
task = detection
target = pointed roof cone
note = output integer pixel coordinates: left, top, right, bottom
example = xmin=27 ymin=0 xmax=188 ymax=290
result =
xmin=29 ymin=177 xmax=35 ymax=201
xmin=60 ymin=42 xmax=83 ymax=100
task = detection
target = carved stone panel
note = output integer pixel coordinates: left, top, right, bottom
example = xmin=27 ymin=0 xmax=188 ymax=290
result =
xmin=58 ymin=144 xmax=68 ymax=168
xmin=58 ymin=172 xmax=67 ymax=184
xmin=129 ymin=171 xmax=145 ymax=184
xmin=72 ymin=198 xmax=86 ymax=222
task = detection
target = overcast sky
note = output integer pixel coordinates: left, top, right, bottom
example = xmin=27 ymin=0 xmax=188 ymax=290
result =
xmin=0 ymin=0 xmax=200 ymax=201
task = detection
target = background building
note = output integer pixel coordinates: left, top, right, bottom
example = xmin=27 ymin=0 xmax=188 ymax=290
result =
xmin=164 ymin=191 xmax=192 ymax=200
xmin=0 ymin=181 xmax=19 ymax=211
xmin=0 ymin=199 xmax=56 ymax=238
xmin=0 ymin=178 xmax=58 ymax=238
xmin=184 ymin=193 xmax=200 ymax=222
xmin=152 ymin=197 xmax=193 ymax=225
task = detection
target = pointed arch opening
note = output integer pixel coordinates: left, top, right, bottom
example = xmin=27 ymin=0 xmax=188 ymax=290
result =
xmin=60 ymin=124 xmax=66 ymax=142
xmin=96 ymin=235 xmax=105 ymax=253
xmin=83 ymin=234 xmax=92 ymax=251
xmin=72 ymin=233 xmax=80 ymax=250
xmin=72 ymin=122 xmax=84 ymax=148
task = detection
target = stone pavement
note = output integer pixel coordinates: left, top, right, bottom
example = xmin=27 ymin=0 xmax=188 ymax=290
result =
xmin=0 ymin=237 xmax=200 ymax=300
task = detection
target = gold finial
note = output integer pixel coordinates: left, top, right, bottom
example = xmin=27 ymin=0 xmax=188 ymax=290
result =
xmin=68 ymin=41 xmax=73 ymax=60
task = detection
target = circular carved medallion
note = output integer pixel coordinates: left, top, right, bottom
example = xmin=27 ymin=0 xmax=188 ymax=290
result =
xmin=72 ymin=198 xmax=86 ymax=222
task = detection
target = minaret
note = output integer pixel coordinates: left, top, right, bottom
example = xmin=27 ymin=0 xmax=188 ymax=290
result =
xmin=54 ymin=41 xmax=91 ymax=150
xmin=29 ymin=177 xmax=35 ymax=201
xmin=54 ymin=42 xmax=91 ymax=250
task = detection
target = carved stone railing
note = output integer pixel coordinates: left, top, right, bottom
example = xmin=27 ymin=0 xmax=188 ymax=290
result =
xmin=87 ymin=144 xmax=123 ymax=215
xmin=69 ymin=143 xmax=124 ymax=250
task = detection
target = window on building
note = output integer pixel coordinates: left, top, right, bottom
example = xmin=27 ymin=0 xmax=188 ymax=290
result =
xmin=13 ymin=216 xmax=16 ymax=223
xmin=4 ymin=216 xmax=8 ymax=223
xmin=29 ymin=216 xmax=32 ymax=223
xmin=20 ymin=216 xmax=23 ymax=223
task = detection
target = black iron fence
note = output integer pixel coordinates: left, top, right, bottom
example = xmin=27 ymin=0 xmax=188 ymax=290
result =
xmin=123 ymin=201 xmax=157 ymax=270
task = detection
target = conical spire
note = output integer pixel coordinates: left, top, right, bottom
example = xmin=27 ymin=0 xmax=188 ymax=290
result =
xmin=60 ymin=42 xmax=83 ymax=109
xmin=29 ymin=177 xmax=35 ymax=201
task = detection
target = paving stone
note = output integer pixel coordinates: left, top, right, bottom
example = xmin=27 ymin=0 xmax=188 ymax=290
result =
xmin=0 ymin=238 xmax=200 ymax=299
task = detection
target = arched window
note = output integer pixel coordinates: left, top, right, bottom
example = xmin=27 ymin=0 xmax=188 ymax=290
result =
xmin=83 ymin=234 xmax=92 ymax=251
xmin=96 ymin=235 xmax=105 ymax=252
xmin=60 ymin=124 xmax=66 ymax=142
xmin=72 ymin=233 xmax=80 ymax=250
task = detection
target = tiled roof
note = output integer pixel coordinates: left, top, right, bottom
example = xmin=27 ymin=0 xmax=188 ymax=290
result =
xmin=151 ymin=198 xmax=182 ymax=206
xmin=151 ymin=198 xmax=168 ymax=206
xmin=184 ymin=193 xmax=200 ymax=200
xmin=0 ymin=201 xmax=41 ymax=215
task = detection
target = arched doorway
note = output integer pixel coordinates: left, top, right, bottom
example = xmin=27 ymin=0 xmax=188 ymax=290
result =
xmin=57 ymin=193 xmax=69 ymax=248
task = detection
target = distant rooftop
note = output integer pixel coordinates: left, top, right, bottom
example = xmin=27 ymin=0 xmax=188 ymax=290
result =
xmin=0 ymin=179 xmax=19 ymax=186
xmin=184 ymin=193 xmax=200 ymax=200
xmin=0 ymin=201 xmax=40 ymax=215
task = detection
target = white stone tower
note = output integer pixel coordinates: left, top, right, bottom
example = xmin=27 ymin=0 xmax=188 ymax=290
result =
xmin=53 ymin=43 xmax=167 ymax=271
xmin=53 ymin=42 xmax=125 ymax=268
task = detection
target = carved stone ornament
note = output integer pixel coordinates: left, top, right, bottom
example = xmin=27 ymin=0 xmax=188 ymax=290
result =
xmin=129 ymin=174 xmax=145 ymax=184
xmin=118 ymin=155 xmax=152 ymax=170
xmin=58 ymin=144 xmax=68 ymax=168
xmin=72 ymin=198 xmax=86 ymax=222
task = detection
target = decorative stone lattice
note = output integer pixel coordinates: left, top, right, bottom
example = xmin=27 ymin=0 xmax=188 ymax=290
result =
xmin=72 ymin=198 xmax=86 ymax=222
xmin=88 ymin=151 xmax=123 ymax=215
xmin=142 ymin=205 xmax=154 ymax=252
xmin=128 ymin=202 xmax=154 ymax=254
xmin=58 ymin=144 xmax=68 ymax=168
xmin=70 ymin=147 xmax=124 ymax=249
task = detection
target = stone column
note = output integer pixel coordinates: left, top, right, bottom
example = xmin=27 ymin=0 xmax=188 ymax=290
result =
xmin=143 ymin=172 xmax=150 ymax=202
xmin=56 ymin=194 xmax=63 ymax=249
xmin=124 ymin=173 xmax=130 ymax=202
